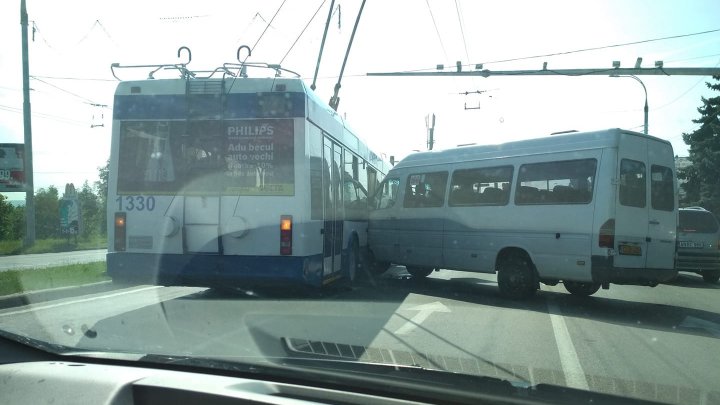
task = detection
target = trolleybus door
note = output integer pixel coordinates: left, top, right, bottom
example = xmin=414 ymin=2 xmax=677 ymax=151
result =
xmin=323 ymin=138 xmax=343 ymax=276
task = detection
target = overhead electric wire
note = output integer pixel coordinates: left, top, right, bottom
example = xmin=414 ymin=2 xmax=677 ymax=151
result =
xmin=655 ymin=59 xmax=720 ymax=111
xmin=385 ymin=27 xmax=720 ymax=73
xmin=454 ymin=0 xmax=470 ymax=65
xmin=0 ymin=104 xmax=87 ymax=126
xmin=76 ymin=20 xmax=118 ymax=46
xmin=94 ymin=20 xmax=120 ymax=47
xmin=280 ymin=0 xmax=327 ymax=64
xmin=250 ymin=0 xmax=287 ymax=54
xmin=667 ymin=53 xmax=720 ymax=63
xmin=228 ymin=0 xmax=288 ymax=94
xmin=30 ymin=21 xmax=55 ymax=49
xmin=425 ymin=0 xmax=449 ymax=61
xmin=30 ymin=76 xmax=98 ymax=104
xmin=30 ymin=75 xmax=116 ymax=82
xmin=482 ymin=27 xmax=720 ymax=66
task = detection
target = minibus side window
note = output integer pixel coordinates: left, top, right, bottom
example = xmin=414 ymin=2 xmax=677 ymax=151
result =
xmin=515 ymin=159 xmax=596 ymax=205
xmin=403 ymin=172 xmax=449 ymax=208
xmin=449 ymin=166 xmax=513 ymax=206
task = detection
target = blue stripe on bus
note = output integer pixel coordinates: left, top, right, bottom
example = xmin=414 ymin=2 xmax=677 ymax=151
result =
xmin=113 ymin=93 xmax=306 ymax=120
xmin=107 ymin=252 xmax=325 ymax=287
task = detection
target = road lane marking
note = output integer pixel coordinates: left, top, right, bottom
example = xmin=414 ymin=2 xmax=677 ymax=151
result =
xmin=394 ymin=301 xmax=450 ymax=335
xmin=546 ymin=300 xmax=589 ymax=390
xmin=0 ymin=286 xmax=162 ymax=317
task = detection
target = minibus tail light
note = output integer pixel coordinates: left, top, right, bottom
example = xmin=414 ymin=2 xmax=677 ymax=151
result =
xmin=599 ymin=218 xmax=615 ymax=248
xmin=280 ymin=215 xmax=292 ymax=255
xmin=114 ymin=212 xmax=127 ymax=252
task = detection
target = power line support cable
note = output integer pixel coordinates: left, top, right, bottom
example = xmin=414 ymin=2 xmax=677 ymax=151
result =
xmin=281 ymin=0 xmax=327 ymax=64
xmin=227 ymin=0 xmax=287 ymax=94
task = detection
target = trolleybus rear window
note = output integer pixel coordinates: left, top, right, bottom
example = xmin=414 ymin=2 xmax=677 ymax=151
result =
xmin=117 ymin=119 xmax=295 ymax=195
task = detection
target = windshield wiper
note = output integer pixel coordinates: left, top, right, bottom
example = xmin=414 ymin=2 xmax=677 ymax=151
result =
xmin=0 ymin=330 xmax=668 ymax=404
xmin=133 ymin=338 xmax=664 ymax=405
xmin=136 ymin=350 xmax=663 ymax=405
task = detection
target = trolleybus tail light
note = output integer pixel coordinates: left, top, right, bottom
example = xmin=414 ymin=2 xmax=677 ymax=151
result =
xmin=280 ymin=215 xmax=292 ymax=255
xmin=114 ymin=212 xmax=127 ymax=252
xmin=599 ymin=218 xmax=615 ymax=248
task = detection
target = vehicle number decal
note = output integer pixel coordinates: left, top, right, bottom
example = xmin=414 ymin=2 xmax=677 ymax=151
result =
xmin=678 ymin=241 xmax=704 ymax=248
xmin=116 ymin=196 xmax=156 ymax=211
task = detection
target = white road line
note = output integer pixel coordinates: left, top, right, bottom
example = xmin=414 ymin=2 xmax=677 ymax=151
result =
xmin=0 ymin=286 xmax=162 ymax=317
xmin=394 ymin=301 xmax=450 ymax=335
xmin=546 ymin=299 xmax=589 ymax=390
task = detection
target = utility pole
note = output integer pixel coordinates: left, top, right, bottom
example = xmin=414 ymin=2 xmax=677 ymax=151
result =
xmin=20 ymin=0 xmax=35 ymax=246
xmin=426 ymin=114 xmax=436 ymax=150
xmin=370 ymin=63 xmax=720 ymax=138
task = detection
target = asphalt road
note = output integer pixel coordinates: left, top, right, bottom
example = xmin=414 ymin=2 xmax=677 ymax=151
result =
xmin=0 ymin=249 xmax=107 ymax=272
xmin=0 ymin=266 xmax=718 ymax=404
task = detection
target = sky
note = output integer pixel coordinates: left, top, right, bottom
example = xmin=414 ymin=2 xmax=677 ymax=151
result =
xmin=1 ymin=0 xmax=719 ymax=197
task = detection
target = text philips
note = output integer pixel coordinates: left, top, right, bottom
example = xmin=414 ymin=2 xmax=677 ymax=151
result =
xmin=227 ymin=125 xmax=275 ymax=137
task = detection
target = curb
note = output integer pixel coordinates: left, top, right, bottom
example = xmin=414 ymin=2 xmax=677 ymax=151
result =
xmin=0 ymin=280 xmax=117 ymax=310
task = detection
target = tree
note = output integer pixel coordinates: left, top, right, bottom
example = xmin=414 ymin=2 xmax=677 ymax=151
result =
xmin=78 ymin=181 xmax=100 ymax=238
xmin=35 ymin=186 xmax=60 ymax=239
xmin=95 ymin=160 xmax=109 ymax=236
xmin=9 ymin=205 xmax=25 ymax=240
xmin=679 ymin=75 xmax=720 ymax=213
xmin=0 ymin=194 xmax=15 ymax=240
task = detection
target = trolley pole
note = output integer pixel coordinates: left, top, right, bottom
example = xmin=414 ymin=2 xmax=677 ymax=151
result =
xmin=21 ymin=0 xmax=35 ymax=246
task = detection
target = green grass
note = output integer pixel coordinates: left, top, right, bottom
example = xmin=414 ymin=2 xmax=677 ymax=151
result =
xmin=0 ymin=261 xmax=109 ymax=296
xmin=0 ymin=236 xmax=107 ymax=255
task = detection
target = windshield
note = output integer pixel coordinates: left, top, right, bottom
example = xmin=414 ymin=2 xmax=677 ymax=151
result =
xmin=679 ymin=210 xmax=720 ymax=233
xmin=1 ymin=1 xmax=720 ymax=404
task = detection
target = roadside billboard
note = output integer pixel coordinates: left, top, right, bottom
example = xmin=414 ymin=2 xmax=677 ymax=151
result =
xmin=59 ymin=183 xmax=81 ymax=236
xmin=0 ymin=143 xmax=25 ymax=192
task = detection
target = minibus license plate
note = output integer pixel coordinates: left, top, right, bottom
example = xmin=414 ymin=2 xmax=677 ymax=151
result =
xmin=619 ymin=244 xmax=642 ymax=256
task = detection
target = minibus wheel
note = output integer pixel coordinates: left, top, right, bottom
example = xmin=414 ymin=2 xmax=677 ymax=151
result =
xmin=497 ymin=254 xmax=537 ymax=299
xmin=563 ymin=281 xmax=601 ymax=296
xmin=406 ymin=266 xmax=433 ymax=278
xmin=702 ymin=270 xmax=720 ymax=283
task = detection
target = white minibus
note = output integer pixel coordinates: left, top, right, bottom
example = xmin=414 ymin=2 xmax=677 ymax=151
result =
xmin=368 ymin=129 xmax=678 ymax=298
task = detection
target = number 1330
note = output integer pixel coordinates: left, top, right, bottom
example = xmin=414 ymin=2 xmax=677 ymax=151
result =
xmin=116 ymin=196 xmax=155 ymax=211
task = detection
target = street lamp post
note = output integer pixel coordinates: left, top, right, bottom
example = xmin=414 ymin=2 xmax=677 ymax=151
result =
xmin=612 ymin=74 xmax=648 ymax=135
